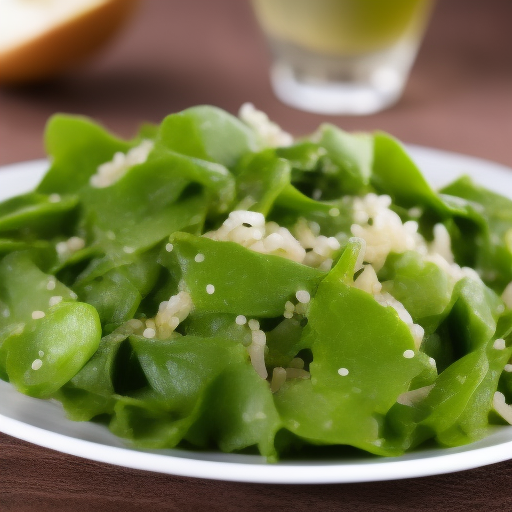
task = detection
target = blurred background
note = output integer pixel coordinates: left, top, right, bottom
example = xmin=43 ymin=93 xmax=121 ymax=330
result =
xmin=0 ymin=0 xmax=510 ymax=167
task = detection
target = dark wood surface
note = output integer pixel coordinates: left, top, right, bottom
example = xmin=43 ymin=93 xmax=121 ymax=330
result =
xmin=1 ymin=1 xmax=511 ymax=510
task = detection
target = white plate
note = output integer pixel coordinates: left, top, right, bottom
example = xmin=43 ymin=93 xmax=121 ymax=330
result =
xmin=1 ymin=149 xmax=512 ymax=484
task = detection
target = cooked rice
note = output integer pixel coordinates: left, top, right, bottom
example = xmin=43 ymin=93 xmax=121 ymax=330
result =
xmin=206 ymin=211 xmax=339 ymax=269
xmin=90 ymin=140 xmax=154 ymax=188
xmin=56 ymin=236 xmax=85 ymax=257
xmin=239 ymin=103 xmax=293 ymax=148
xmin=397 ymin=384 xmax=434 ymax=406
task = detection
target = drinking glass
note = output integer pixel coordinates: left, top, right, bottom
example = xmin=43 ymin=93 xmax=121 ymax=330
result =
xmin=252 ymin=0 xmax=435 ymax=115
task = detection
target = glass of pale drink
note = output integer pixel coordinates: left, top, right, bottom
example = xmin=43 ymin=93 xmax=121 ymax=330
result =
xmin=252 ymin=0 xmax=434 ymax=115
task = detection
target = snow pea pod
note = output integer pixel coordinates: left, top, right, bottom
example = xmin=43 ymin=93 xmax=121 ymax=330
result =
xmin=435 ymin=339 xmax=512 ymax=447
xmin=73 ymin=248 xmax=161 ymax=325
xmin=0 ymin=193 xmax=79 ymax=237
xmin=441 ymin=176 xmax=512 ymax=292
xmin=3 ymin=301 xmax=101 ymax=398
xmin=235 ymin=150 xmax=291 ymax=216
xmin=276 ymin=141 xmax=327 ymax=173
xmin=0 ymin=239 xmax=33 ymax=255
xmin=38 ymin=115 xmax=132 ymax=195
xmin=379 ymin=251 xmax=454 ymax=334
xmin=498 ymin=312 xmax=512 ymax=402
xmin=274 ymin=239 xmax=429 ymax=454
xmin=183 ymin=312 xmax=252 ymax=344
xmin=271 ymin=184 xmax=353 ymax=238
xmin=186 ymin=363 xmax=281 ymax=459
xmin=158 ymin=106 xmax=258 ymax=169
xmin=277 ymin=127 xmax=372 ymax=200
xmin=74 ymin=270 xmax=141 ymax=326
xmin=79 ymin=156 xmax=216 ymax=251
xmin=0 ymin=251 xmax=80 ymax=378
xmin=371 ymin=132 xmax=449 ymax=215
xmin=73 ymin=194 xmax=206 ymax=286
xmin=56 ymin=322 xmax=138 ymax=421
xmin=405 ymin=340 xmax=512 ymax=449
xmin=265 ymin=317 xmax=304 ymax=368
xmin=0 ymin=252 xmax=77 ymax=325
xmin=129 ymin=334 xmax=248 ymax=414
xmin=315 ymin=124 xmax=373 ymax=196
xmin=110 ymin=390 xmax=196 ymax=449
xmin=444 ymin=277 xmax=502 ymax=357
xmin=164 ymin=232 xmax=325 ymax=317
xmin=420 ymin=277 xmax=502 ymax=372
xmin=386 ymin=279 xmax=508 ymax=449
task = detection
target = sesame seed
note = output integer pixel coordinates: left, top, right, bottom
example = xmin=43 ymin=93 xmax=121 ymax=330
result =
xmin=248 ymin=319 xmax=260 ymax=331
xmin=70 ymin=291 xmax=78 ymax=299
xmin=284 ymin=301 xmax=295 ymax=312
xmin=294 ymin=302 xmax=307 ymax=315
xmin=235 ymin=315 xmax=247 ymax=325
xmin=165 ymin=243 xmax=174 ymax=252
xmin=295 ymin=290 xmax=311 ymax=304
xmin=338 ymin=367 xmax=349 ymax=376
xmin=206 ymin=284 xmax=215 ymax=294
xmin=429 ymin=357 xmax=437 ymax=367
xmin=46 ymin=279 xmax=56 ymax=291
xmin=254 ymin=411 xmax=267 ymax=420
xmin=1 ymin=309 xmax=9 ymax=318
xmin=328 ymin=207 xmax=340 ymax=217
xmin=106 ymin=230 xmax=116 ymax=240
xmin=56 ymin=241 xmax=68 ymax=255
xmin=32 ymin=311 xmax=45 ymax=320
xmin=38 ymin=351 xmax=45 ymax=357
xmin=283 ymin=311 xmax=293 ymax=319
xmin=123 ymin=246 xmax=135 ymax=254
xmin=493 ymin=338 xmax=506 ymax=350
xmin=49 ymin=296 xmax=63 ymax=307
xmin=48 ymin=193 xmax=61 ymax=203
xmin=194 ymin=253 xmax=205 ymax=262
xmin=31 ymin=359 xmax=43 ymax=371
xmin=143 ymin=328 xmax=156 ymax=339
xmin=403 ymin=350 xmax=415 ymax=359
xmin=67 ymin=237 xmax=85 ymax=252
xmin=504 ymin=364 xmax=512 ymax=372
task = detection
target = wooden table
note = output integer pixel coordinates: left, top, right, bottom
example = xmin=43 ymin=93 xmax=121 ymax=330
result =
xmin=1 ymin=1 xmax=511 ymax=510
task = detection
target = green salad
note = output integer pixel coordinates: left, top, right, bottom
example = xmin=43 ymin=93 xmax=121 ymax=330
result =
xmin=1 ymin=104 xmax=512 ymax=461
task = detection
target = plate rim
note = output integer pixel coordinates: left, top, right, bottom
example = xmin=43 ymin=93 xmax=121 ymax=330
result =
xmin=1 ymin=148 xmax=512 ymax=484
